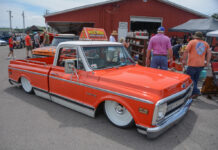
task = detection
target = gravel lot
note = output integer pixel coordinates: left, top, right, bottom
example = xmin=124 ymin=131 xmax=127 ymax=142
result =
xmin=0 ymin=45 xmax=218 ymax=150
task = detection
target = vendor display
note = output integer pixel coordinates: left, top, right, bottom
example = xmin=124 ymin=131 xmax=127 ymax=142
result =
xmin=79 ymin=27 xmax=108 ymax=41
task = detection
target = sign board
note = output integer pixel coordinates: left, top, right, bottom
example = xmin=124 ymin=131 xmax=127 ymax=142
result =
xmin=80 ymin=27 xmax=108 ymax=41
xmin=118 ymin=22 xmax=128 ymax=41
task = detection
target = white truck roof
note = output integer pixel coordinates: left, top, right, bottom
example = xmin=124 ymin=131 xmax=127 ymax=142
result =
xmin=58 ymin=41 xmax=122 ymax=46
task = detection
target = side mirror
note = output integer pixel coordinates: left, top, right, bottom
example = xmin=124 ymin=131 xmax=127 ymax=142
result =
xmin=64 ymin=59 xmax=76 ymax=74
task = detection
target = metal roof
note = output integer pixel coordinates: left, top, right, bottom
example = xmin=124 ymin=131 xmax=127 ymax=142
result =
xmin=45 ymin=0 xmax=208 ymax=18
xmin=44 ymin=0 xmax=121 ymax=17
xmin=159 ymin=0 xmax=208 ymax=18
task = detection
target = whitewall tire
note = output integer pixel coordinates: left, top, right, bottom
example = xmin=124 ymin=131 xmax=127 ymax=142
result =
xmin=104 ymin=100 xmax=134 ymax=128
xmin=21 ymin=77 xmax=33 ymax=93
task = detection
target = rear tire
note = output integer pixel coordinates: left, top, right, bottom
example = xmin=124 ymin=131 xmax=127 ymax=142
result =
xmin=21 ymin=77 xmax=33 ymax=93
xmin=104 ymin=100 xmax=134 ymax=128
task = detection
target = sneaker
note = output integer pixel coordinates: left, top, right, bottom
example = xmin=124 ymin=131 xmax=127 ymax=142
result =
xmin=26 ymin=56 xmax=30 ymax=59
xmin=7 ymin=57 xmax=11 ymax=60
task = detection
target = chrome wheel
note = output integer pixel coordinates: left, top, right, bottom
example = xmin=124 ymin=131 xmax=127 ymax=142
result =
xmin=104 ymin=100 xmax=134 ymax=128
xmin=21 ymin=77 xmax=33 ymax=93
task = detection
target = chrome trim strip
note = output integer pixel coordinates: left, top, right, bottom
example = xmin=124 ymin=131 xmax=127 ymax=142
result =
xmin=50 ymin=92 xmax=95 ymax=110
xmin=33 ymin=87 xmax=48 ymax=93
xmin=9 ymin=67 xmax=48 ymax=77
xmin=158 ymin=83 xmax=193 ymax=105
xmin=49 ymin=76 xmax=153 ymax=104
xmin=51 ymin=95 xmax=95 ymax=117
xmin=33 ymin=86 xmax=94 ymax=110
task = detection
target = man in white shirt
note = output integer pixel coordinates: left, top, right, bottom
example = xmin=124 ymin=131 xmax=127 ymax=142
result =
xmin=109 ymin=30 xmax=118 ymax=42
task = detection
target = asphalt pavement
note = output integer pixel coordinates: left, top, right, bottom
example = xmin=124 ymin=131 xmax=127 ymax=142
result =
xmin=0 ymin=46 xmax=218 ymax=150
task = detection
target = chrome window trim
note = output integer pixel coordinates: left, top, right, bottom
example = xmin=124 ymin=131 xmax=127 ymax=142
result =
xmin=152 ymin=83 xmax=193 ymax=125
xmin=9 ymin=67 xmax=48 ymax=77
xmin=80 ymin=44 xmax=135 ymax=71
xmin=50 ymin=75 xmax=153 ymax=104
xmin=53 ymin=44 xmax=92 ymax=71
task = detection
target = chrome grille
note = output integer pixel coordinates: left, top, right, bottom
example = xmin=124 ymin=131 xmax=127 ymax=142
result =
xmin=165 ymin=86 xmax=192 ymax=116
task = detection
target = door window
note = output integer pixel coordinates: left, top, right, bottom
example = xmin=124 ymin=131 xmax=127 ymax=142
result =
xmin=57 ymin=47 xmax=84 ymax=70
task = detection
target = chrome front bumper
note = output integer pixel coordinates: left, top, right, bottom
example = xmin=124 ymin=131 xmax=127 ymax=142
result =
xmin=136 ymin=98 xmax=193 ymax=139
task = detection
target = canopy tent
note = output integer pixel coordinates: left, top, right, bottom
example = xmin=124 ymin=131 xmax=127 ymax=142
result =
xmin=169 ymin=18 xmax=218 ymax=33
xmin=206 ymin=30 xmax=218 ymax=37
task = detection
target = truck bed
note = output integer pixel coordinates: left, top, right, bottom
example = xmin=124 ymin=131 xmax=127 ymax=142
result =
xmin=11 ymin=57 xmax=54 ymax=66
xmin=8 ymin=57 xmax=54 ymax=92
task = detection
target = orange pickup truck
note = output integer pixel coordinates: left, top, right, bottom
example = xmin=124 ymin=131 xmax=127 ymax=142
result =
xmin=32 ymin=34 xmax=79 ymax=57
xmin=8 ymin=41 xmax=193 ymax=138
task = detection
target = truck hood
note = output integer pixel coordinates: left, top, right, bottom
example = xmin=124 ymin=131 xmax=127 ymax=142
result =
xmin=94 ymin=65 xmax=191 ymax=101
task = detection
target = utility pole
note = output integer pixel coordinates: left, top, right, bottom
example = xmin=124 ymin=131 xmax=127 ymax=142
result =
xmin=7 ymin=10 xmax=12 ymax=33
xmin=45 ymin=9 xmax=49 ymax=32
xmin=22 ymin=11 xmax=25 ymax=33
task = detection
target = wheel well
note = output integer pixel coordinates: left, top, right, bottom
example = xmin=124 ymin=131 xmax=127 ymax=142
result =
xmin=95 ymin=101 xmax=105 ymax=117
xmin=95 ymin=99 xmax=136 ymax=125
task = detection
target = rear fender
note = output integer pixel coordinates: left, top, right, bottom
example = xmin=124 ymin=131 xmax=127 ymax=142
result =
xmin=19 ymin=73 xmax=32 ymax=85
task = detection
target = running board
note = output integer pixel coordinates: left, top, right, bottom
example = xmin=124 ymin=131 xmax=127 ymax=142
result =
xmin=33 ymin=88 xmax=95 ymax=118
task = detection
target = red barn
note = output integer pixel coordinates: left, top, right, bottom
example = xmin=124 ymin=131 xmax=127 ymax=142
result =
xmin=44 ymin=0 xmax=208 ymax=38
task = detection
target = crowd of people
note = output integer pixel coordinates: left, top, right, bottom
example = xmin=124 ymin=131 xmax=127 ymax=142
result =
xmin=146 ymin=27 xmax=211 ymax=99
xmin=7 ymin=30 xmax=50 ymax=59
xmin=109 ymin=27 xmax=212 ymax=99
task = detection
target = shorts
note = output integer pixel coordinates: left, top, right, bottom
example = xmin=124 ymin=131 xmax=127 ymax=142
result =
xmin=26 ymin=46 xmax=32 ymax=51
xmin=9 ymin=47 xmax=13 ymax=52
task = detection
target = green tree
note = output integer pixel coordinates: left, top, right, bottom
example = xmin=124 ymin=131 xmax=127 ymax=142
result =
xmin=212 ymin=13 xmax=218 ymax=20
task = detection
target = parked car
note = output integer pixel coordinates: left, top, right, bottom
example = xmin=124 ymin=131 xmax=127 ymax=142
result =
xmin=32 ymin=34 xmax=79 ymax=57
xmin=8 ymin=41 xmax=193 ymax=138
xmin=0 ymin=39 xmax=7 ymax=46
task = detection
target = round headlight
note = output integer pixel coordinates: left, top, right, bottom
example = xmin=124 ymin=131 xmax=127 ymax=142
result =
xmin=157 ymin=103 xmax=167 ymax=121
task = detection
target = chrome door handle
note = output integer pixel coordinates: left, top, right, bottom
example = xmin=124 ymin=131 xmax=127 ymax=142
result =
xmin=51 ymin=73 xmax=59 ymax=76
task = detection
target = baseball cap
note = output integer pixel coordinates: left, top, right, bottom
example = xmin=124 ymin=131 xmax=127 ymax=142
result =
xmin=157 ymin=26 xmax=165 ymax=32
xmin=192 ymin=31 xmax=203 ymax=40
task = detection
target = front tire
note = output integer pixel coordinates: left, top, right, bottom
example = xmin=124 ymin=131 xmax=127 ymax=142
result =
xmin=104 ymin=100 xmax=134 ymax=128
xmin=21 ymin=77 xmax=33 ymax=93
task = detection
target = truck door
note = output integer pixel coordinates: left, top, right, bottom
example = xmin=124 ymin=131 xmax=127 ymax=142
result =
xmin=49 ymin=46 xmax=87 ymax=106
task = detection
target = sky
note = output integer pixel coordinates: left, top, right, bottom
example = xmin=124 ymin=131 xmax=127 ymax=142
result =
xmin=0 ymin=0 xmax=218 ymax=29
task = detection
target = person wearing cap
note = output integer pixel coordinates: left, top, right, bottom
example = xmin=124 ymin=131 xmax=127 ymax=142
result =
xmin=146 ymin=26 xmax=173 ymax=70
xmin=42 ymin=30 xmax=50 ymax=46
xmin=109 ymin=30 xmax=118 ymax=42
xmin=34 ymin=31 xmax=40 ymax=48
xmin=182 ymin=31 xmax=211 ymax=99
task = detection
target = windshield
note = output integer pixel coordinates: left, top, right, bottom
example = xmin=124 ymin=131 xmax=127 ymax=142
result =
xmin=82 ymin=46 xmax=135 ymax=70
xmin=51 ymin=37 xmax=78 ymax=46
